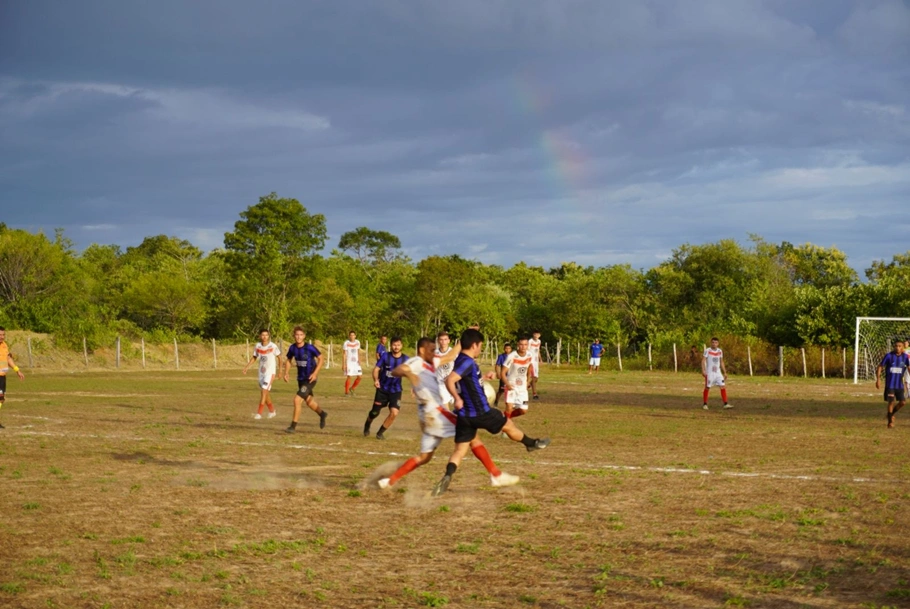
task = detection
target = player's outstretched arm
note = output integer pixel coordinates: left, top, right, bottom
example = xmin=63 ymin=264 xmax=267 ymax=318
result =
xmin=437 ymin=344 xmax=462 ymax=366
xmin=391 ymin=363 xmax=418 ymax=386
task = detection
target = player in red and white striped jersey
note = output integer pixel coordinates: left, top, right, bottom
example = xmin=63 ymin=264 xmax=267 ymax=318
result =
xmin=343 ymin=331 xmax=362 ymax=397
xmin=528 ymin=331 xmax=542 ymax=400
xmin=501 ymin=337 xmax=534 ymax=419
xmin=702 ymin=337 xmax=731 ymax=410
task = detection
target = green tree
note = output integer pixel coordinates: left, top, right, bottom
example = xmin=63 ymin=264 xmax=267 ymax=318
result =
xmin=338 ymin=227 xmax=402 ymax=267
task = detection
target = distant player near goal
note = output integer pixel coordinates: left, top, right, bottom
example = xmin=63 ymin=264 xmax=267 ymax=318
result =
xmin=500 ymin=337 xmax=533 ymax=419
xmin=343 ymin=331 xmax=362 ymax=397
xmin=588 ymin=338 xmax=605 ymax=374
xmin=283 ymin=326 xmax=327 ymax=433
xmin=876 ymin=340 xmax=910 ymax=428
xmin=375 ymin=334 xmax=388 ymax=363
xmin=493 ymin=342 xmax=512 ymax=406
xmin=242 ymin=329 xmax=280 ymax=419
xmin=0 ymin=326 xmax=25 ymax=429
xmin=702 ymin=337 xmax=731 ymax=410
xmin=528 ymin=331 xmax=542 ymax=400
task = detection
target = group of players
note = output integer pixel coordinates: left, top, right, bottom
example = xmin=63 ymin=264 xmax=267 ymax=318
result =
xmin=241 ymin=326 xmax=550 ymax=495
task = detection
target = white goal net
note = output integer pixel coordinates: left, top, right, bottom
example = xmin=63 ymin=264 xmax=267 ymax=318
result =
xmin=854 ymin=317 xmax=910 ymax=383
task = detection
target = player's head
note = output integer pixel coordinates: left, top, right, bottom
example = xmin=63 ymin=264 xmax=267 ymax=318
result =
xmin=0 ymin=326 xmax=5 ymax=341
xmin=259 ymin=329 xmax=270 ymax=342
xmin=460 ymin=328 xmax=484 ymax=355
xmin=379 ymin=334 xmax=388 ymax=344
xmin=503 ymin=342 xmax=512 ymax=354
xmin=436 ymin=331 xmax=450 ymax=351
xmin=894 ymin=340 xmax=905 ymax=354
xmin=390 ymin=336 xmax=403 ymax=354
xmin=532 ymin=331 xmax=541 ymax=339
xmin=348 ymin=330 xmax=356 ymax=340
xmin=594 ymin=338 xmax=600 ymax=344
xmin=516 ymin=337 xmax=529 ymax=355
xmin=710 ymin=337 xmax=719 ymax=348
xmin=417 ymin=337 xmax=435 ymax=362
xmin=469 ymin=323 xmax=480 ymax=330
xmin=293 ymin=326 xmax=306 ymax=343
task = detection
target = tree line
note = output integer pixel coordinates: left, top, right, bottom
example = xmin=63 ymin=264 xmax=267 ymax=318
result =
xmin=1 ymin=193 xmax=908 ymax=352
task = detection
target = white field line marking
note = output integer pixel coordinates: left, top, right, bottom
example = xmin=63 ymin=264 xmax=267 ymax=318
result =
xmin=11 ymin=430 xmax=895 ymax=485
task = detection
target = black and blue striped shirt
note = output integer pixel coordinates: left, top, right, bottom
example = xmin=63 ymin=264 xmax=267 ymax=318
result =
xmin=452 ymin=353 xmax=490 ymax=418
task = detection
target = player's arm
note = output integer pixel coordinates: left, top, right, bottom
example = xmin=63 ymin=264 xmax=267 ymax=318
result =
xmin=373 ymin=356 xmax=382 ymax=388
xmin=309 ymin=349 xmax=324 ymax=382
xmin=391 ymin=362 xmax=418 ymax=386
xmin=7 ymin=355 xmax=24 ymax=380
xmin=702 ymin=354 xmax=708 ymax=376
xmin=436 ymin=343 xmax=462 ymax=366
xmin=283 ymin=353 xmax=294 ymax=382
xmin=876 ymin=362 xmax=883 ymax=389
xmin=243 ymin=352 xmax=257 ymax=374
xmin=445 ymin=370 xmax=464 ymax=410
xmin=720 ymin=356 xmax=727 ymax=379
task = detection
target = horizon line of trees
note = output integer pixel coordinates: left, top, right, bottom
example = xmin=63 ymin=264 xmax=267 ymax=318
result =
xmin=2 ymin=193 xmax=909 ymax=351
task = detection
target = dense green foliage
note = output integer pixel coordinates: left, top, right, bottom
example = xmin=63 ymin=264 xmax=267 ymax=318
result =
xmin=1 ymin=196 xmax=906 ymax=347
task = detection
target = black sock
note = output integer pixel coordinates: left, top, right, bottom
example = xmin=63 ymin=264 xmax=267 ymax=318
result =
xmin=520 ymin=434 xmax=536 ymax=448
xmin=445 ymin=462 xmax=457 ymax=476
xmin=290 ymin=421 xmax=297 ymax=430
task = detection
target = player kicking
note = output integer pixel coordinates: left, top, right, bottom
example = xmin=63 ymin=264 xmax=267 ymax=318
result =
xmin=283 ymin=327 xmax=327 ymax=433
xmin=501 ymin=337 xmax=533 ymax=419
xmin=363 ymin=336 xmax=408 ymax=440
xmin=243 ymin=329 xmax=280 ymax=419
xmin=0 ymin=326 xmax=25 ymax=429
xmin=588 ymin=338 xmax=605 ymax=374
xmin=493 ymin=342 xmax=512 ymax=406
xmin=343 ymin=331 xmax=362 ymax=397
xmin=528 ymin=331 xmax=542 ymax=400
xmin=431 ymin=329 xmax=550 ymax=496
xmin=702 ymin=337 xmax=731 ymax=410
xmin=877 ymin=340 xmax=910 ymax=428
xmin=376 ymin=337 xmax=518 ymax=489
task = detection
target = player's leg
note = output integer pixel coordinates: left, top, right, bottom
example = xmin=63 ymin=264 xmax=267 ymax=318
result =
xmin=364 ymin=390 xmax=387 ymax=436
xmin=702 ymin=375 xmax=711 ymax=410
xmin=0 ymin=377 xmax=6 ymax=428
xmin=379 ymin=434 xmax=441 ymax=488
xmin=432 ymin=418 xmax=476 ymax=496
xmin=265 ymin=384 xmax=276 ymax=417
xmin=255 ymin=387 xmax=269 ymax=419
xmin=376 ymin=395 xmax=401 ymax=439
xmin=350 ymin=374 xmax=361 ymax=395
xmin=287 ymin=394 xmax=305 ymax=432
xmin=720 ymin=378 xmax=730 ymax=408
xmin=305 ymin=395 xmax=328 ymax=428
xmin=468 ymin=437 xmax=519 ymax=487
xmin=494 ymin=381 xmax=505 ymax=407
xmin=500 ymin=416 xmax=550 ymax=452
xmin=345 ymin=376 xmax=352 ymax=396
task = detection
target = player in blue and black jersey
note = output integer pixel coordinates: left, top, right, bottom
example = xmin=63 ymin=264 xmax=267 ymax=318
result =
xmin=588 ymin=338 xmax=605 ymax=374
xmin=282 ymin=326 xmax=326 ymax=433
xmin=431 ymin=328 xmax=550 ymax=496
xmin=876 ymin=339 xmax=910 ymax=428
xmin=375 ymin=335 xmax=388 ymax=363
xmin=364 ymin=336 xmax=407 ymax=440
xmin=493 ymin=342 xmax=512 ymax=406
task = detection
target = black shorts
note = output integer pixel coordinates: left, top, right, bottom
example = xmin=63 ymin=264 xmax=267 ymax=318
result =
xmin=373 ymin=389 xmax=402 ymax=410
xmin=884 ymin=387 xmax=906 ymax=402
xmin=297 ymin=379 xmax=317 ymax=400
xmin=0 ymin=375 xmax=6 ymax=401
xmin=454 ymin=408 xmax=508 ymax=444
xmin=498 ymin=380 xmax=505 ymax=391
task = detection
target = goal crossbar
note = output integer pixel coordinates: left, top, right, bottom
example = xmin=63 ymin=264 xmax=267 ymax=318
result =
xmin=854 ymin=317 xmax=910 ymax=384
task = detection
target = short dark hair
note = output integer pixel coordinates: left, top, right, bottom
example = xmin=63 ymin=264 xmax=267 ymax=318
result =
xmin=380 ymin=334 xmax=388 ymax=339
xmin=711 ymin=337 xmax=719 ymax=342
xmin=390 ymin=336 xmax=403 ymax=344
xmin=460 ymin=328 xmax=484 ymax=350
xmin=0 ymin=326 xmax=5 ymax=332
xmin=259 ymin=328 xmax=269 ymax=335
xmin=436 ymin=331 xmax=449 ymax=340
xmin=417 ymin=337 xmax=435 ymax=350
xmin=349 ymin=330 xmax=356 ymax=335
xmin=503 ymin=342 xmax=512 ymax=348
xmin=293 ymin=326 xmax=305 ymax=334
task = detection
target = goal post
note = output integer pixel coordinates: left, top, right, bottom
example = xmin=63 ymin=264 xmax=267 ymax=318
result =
xmin=854 ymin=317 xmax=910 ymax=384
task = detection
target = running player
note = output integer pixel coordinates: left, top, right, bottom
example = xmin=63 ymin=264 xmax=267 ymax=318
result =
xmin=364 ymin=336 xmax=408 ymax=440
xmin=588 ymin=338 xmax=605 ymax=374
xmin=343 ymin=331 xmax=362 ymax=397
xmin=528 ymin=331 xmax=542 ymax=400
xmin=376 ymin=337 xmax=518 ymax=489
xmin=877 ymin=340 xmax=910 ymax=428
xmin=375 ymin=335 xmax=388 ymax=363
xmin=435 ymin=331 xmax=456 ymax=405
xmin=242 ymin=329 xmax=280 ymax=419
xmin=702 ymin=337 xmax=731 ymax=410
xmin=431 ymin=329 xmax=550 ymax=496
xmin=501 ymin=337 xmax=533 ymax=419
xmin=493 ymin=342 xmax=512 ymax=406
xmin=283 ymin=327 xmax=327 ymax=433
xmin=0 ymin=327 xmax=25 ymax=429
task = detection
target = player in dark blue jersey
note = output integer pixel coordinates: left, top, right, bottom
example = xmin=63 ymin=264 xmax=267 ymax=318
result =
xmin=431 ymin=329 xmax=550 ymax=496
xmin=588 ymin=338 xmax=605 ymax=374
xmin=364 ymin=336 xmax=408 ymax=440
xmin=493 ymin=342 xmax=512 ymax=407
xmin=876 ymin=340 xmax=910 ymax=428
xmin=282 ymin=326 xmax=326 ymax=433
xmin=375 ymin=335 xmax=388 ymax=363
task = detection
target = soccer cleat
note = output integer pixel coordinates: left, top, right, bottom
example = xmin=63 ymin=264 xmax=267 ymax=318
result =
xmin=285 ymin=426 xmax=296 ymax=434
xmin=376 ymin=430 xmax=385 ymax=440
xmin=0 ymin=422 xmax=5 ymax=429
xmin=253 ymin=413 xmax=263 ymax=420
xmin=349 ymin=389 xmax=356 ymax=397
xmin=702 ymin=404 xmax=709 ymax=410
xmin=267 ymin=410 xmax=277 ymax=419
xmin=533 ymin=395 xmax=540 ymax=400
xmin=319 ymin=411 xmax=328 ymax=429
xmin=723 ymin=403 xmax=733 ymax=409
xmin=363 ymin=421 xmax=371 ymax=437
xmin=491 ymin=472 xmax=519 ymax=487
xmin=431 ymin=474 xmax=452 ymax=497
xmin=377 ymin=478 xmax=391 ymax=490
xmin=526 ymin=437 xmax=551 ymax=453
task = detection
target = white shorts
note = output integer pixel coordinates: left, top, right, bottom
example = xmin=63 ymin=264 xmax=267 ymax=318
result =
xmin=531 ymin=359 xmax=540 ymax=379
xmin=258 ymin=373 xmax=275 ymax=390
xmin=506 ymin=385 xmax=529 ymax=410
xmin=589 ymin=357 xmax=601 ymax=366
xmin=418 ymin=404 xmax=457 ymax=453
xmin=345 ymin=364 xmax=362 ymax=377
xmin=705 ymin=373 xmax=725 ymax=388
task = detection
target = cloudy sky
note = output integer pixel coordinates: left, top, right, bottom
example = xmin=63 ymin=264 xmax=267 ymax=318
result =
xmin=1 ymin=0 xmax=908 ymax=271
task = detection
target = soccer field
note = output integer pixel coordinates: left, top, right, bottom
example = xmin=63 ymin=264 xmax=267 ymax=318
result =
xmin=1 ymin=368 xmax=908 ymax=608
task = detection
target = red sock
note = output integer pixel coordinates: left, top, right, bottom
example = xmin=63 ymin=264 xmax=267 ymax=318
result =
xmin=720 ymin=388 xmax=728 ymax=403
xmin=389 ymin=457 xmax=422 ymax=484
xmin=702 ymin=388 xmax=710 ymax=404
xmin=504 ymin=410 xmax=512 ymax=419
xmin=510 ymin=409 xmax=525 ymax=419
xmin=267 ymin=402 xmax=274 ymax=413
xmin=345 ymin=378 xmax=351 ymax=394
xmin=257 ymin=403 xmax=265 ymax=415
xmin=472 ymin=444 xmax=501 ymax=477
xmin=351 ymin=376 xmax=361 ymax=390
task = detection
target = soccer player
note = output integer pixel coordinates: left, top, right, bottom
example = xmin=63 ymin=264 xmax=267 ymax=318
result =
xmin=876 ymin=340 xmax=910 ymax=428
xmin=376 ymin=337 xmax=518 ymax=489
xmin=702 ymin=337 xmax=731 ymax=410
xmin=588 ymin=338 xmax=605 ymax=374
xmin=363 ymin=336 xmax=408 ymax=440
xmin=0 ymin=327 xmax=25 ymax=429
xmin=435 ymin=331 xmax=457 ymax=405
xmin=493 ymin=342 xmax=512 ymax=406
xmin=343 ymin=331 xmax=362 ymax=397
xmin=431 ymin=329 xmax=550 ymax=496
xmin=501 ymin=337 xmax=533 ymax=419
xmin=283 ymin=327 xmax=327 ymax=433
xmin=375 ymin=335 xmax=388 ymax=363
xmin=242 ymin=329 xmax=280 ymax=419
xmin=528 ymin=331 xmax=542 ymax=400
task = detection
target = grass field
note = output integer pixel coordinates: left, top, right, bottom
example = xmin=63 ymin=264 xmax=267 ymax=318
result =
xmin=1 ymin=366 xmax=908 ymax=608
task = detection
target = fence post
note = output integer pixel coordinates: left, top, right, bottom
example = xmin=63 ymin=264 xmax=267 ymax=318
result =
xmin=116 ymin=336 xmax=121 ymax=369
xmin=26 ymin=336 xmax=32 ymax=368
xmin=246 ymin=339 xmax=250 ymax=361
xmin=673 ymin=343 xmax=678 ymax=373
xmin=556 ymin=338 xmax=561 ymax=366
xmin=174 ymin=337 xmax=180 ymax=370
xmin=778 ymin=346 xmax=784 ymax=377
xmin=83 ymin=336 xmax=89 ymax=366
xmin=648 ymin=343 xmax=652 ymax=371
xmin=801 ymin=347 xmax=807 ymax=378
xmin=842 ymin=347 xmax=846 ymax=379
xmin=747 ymin=345 xmax=753 ymax=377
xmin=821 ymin=347 xmax=825 ymax=379
xmin=141 ymin=338 xmax=146 ymax=369
xmin=616 ymin=343 xmax=623 ymax=372
xmin=212 ymin=338 xmax=217 ymax=369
